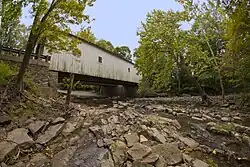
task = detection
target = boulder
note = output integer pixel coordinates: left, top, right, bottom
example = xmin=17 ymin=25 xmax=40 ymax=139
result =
xmin=89 ymin=125 xmax=102 ymax=136
xmin=221 ymin=117 xmax=230 ymax=122
xmin=7 ymin=128 xmax=34 ymax=149
xmin=52 ymin=117 xmax=65 ymax=124
xmin=193 ymin=159 xmax=209 ymax=167
xmin=142 ymin=153 xmax=159 ymax=164
xmin=110 ymin=141 xmax=128 ymax=166
xmin=0 ymin=141 xmax=17 ymax=162
xmin=177 ymin=136 xmax=199 ymax=148
xmin=139 ymin=135 xmax=148 ymax=143
xmin=101 ymin=119 xmax=108 ymax=125
xmin=103 ymin=138 xmax=114 ymax=147
xmin=28 ymin=121 xmax=45 ymax=135
xmin=36 ymin=123 xmax=64 ymax=144
xmin=62 ymin=121 xmax=78 ymax=134
xmin=127 ymin=143 xmax=152 ymax=161
xmin=155 ymin=156 xmax=165 ymax=167
xmin=51 ymin=146 xmax=77 ymax=167
xmin=232 ymin=116 xmax=241 ymax=121
xmin=100 ymin=151 xmax=114 ymax=167
xmin=152 ymin=143 xmax=182 ymax=166
xmin=126 ymin=161 xmax=132 ymax=167
xmin=97 ymin=139 xmax=104 ymax=148
xmin=182 ymin=154 xmax=193 ymax=163
xmin=26 ymin=153 xmax=50 ymax=167
xmin=108 ymin=115 xmax=119 ymax=124
xmin=150 ymin=128 xmax=166 ymax=144
xmin=124 ymin=133 xmax=139 ymax=147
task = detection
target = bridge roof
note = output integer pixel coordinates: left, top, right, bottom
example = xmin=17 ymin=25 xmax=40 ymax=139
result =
xmin=69 ymin=34 xmax=134 ymax=65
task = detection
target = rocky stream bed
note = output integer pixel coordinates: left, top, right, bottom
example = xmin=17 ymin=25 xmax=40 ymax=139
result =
xmin=0 ymin=96 xmax=250 ymax=167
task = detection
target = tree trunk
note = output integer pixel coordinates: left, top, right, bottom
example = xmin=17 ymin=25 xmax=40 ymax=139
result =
xmin=179 ymin=55 xmax=209 ymax=102
xmin=185 ymin=67 xmax=209 ymax=102
xmin=218 ymin=70 xmax=225 ymax=103
xmin=16 ymin=32 xmax=37 ymax=90
xmin=177 ymin=68 xmax=181 ymax=94
xmin=65 ymin=73 xmax=75 ymax=106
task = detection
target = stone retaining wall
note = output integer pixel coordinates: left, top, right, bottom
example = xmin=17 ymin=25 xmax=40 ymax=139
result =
xmin=0 ymin=56 xmax=58 ymax=96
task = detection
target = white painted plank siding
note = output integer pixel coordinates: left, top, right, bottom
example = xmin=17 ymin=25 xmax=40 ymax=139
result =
xmin=48 ymin=41 xmax=140 ymax=83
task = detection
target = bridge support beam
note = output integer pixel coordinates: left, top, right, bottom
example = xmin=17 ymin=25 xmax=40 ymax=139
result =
xmin=100 ymin=85 xmax=138 ymax=97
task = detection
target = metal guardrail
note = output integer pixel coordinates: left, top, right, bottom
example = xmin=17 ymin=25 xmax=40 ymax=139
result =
xmin=0 ymin=45 xmax=51 ymax=62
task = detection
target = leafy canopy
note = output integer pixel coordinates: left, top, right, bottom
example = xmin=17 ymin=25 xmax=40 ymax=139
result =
xmin=26 ymin=0 xmax=96 ymax=55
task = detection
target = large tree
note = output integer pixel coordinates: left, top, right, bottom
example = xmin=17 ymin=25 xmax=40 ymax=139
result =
xmin=223 ymin=0 xmax=250 ymax=100
xmin=0 ymin=0 xmax=28 ymax=49
xmin=135 ymin=10 xmax=209 ymax=101
xmin=96 ymin=39 xmax=114 ymax=52
xmin=186 ymin=0 xmax=227 ymax=102
xmin=114 ymin=46 xmax=132 ymax=61
xmin=16 ymin=0 xmax=95 ymax=89
xmin=77 ymin=27 xmax=96 ymax=43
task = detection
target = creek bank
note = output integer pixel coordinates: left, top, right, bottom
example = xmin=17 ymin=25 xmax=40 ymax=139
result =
xmin=0 ymin=96 xmax=249 ymax=167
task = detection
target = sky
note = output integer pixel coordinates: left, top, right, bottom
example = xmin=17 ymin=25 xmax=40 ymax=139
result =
xmin=21 ymin=0 xmax=183 ymax=51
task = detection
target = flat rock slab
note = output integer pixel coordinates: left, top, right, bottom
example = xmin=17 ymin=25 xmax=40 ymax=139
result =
xmin=152 ymin=143 xmax=182 ymax=166
xmin=178 ymin=136 xmax=199 ymax=149
xmin=0 ymin=141 xmax=17 ymax=162
xmin=99 ymin=151 xmax=114 ymax=167
xmin=193 ymin=159 xmax=209 ymax=167
xmin=51 ymin=146 xmax=77 ymax=167
xmin=151 ymin=128 xmax=166 ymax=144
xmin=124 ymin=133 xmax=139 ymax=147
xmin=110 ymin=141 xmax=128 ymax=166
xmin=36 ymin=123 xmax=64 ymax=145
xmin=7 ymin=128 xmax=34 ymax=149
xmin=52 ymin=117 xmax=65 ymax=124
xmin=28 ymin=121 xmax=45 ymax=135
xmin=132 ymin=161 xmax=154 ymax=167
xmin=140 ymin=135 xmax=148 ymax=143
xmin=68 ymin=137 xmax=108 ymax=167
xmin=26 ymin=153 xmax=50 ymax=167
xmin=142 ymin=153 xmax=159 ymax=164
xmin=127 ymin=143 xmax=152 ymax=161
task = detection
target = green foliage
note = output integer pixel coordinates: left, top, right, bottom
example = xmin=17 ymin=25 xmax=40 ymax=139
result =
xmin=0 ymin=61 xmax=15 ymax=85
xmin=135 ymin=9 xmax=206 ymax=92
xmin=136 ymin=0 xmax=250 ymax=98
xmin=96 ymin=39 xmax=115 ymax=52
xmin=114 ymin=46 xmax=132 ymax=61
xmin=223 ymin=0 xmax=250 ymax=89
xmin=24 ymin=73 xmax=41 ymax=96
xmin=77 ymin=27 xmax=97 ymax=43
xmin=62 ymin=77 xmax=80 ymax=90
xmin=0 ymin=0 xmax=28 ymax=49
xmin=9 ymin=101 xmax=38 ymax=120
xmin=206 ymin=158 xmax=218 ymax=167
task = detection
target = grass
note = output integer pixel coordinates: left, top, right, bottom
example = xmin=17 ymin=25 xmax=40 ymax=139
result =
xmin=9 ymin=101 xmax=38 ymax=120
xmin=214 ymin=123 xmax=235 ymax=132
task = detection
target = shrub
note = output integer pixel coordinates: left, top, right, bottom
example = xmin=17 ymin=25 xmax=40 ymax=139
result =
xmin=0 ymin=61 xmax=15 ymax=85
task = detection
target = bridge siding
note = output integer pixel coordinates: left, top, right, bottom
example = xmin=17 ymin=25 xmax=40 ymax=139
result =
xmin=48 ymin=42 xmax=140 ymax=83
